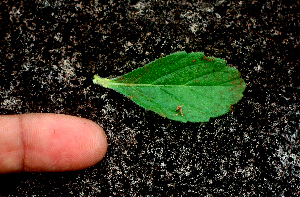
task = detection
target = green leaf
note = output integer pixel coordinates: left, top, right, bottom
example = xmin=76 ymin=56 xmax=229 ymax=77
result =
xmin=93 ymin=51 xmax=246 ymax=123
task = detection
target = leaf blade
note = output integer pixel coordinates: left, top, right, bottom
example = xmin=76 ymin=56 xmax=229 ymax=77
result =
xmin=93 ymin=51 xmax=246 ymax=123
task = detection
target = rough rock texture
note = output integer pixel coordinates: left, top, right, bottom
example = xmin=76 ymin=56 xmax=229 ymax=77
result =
xmin=0 ymin=0 xmax=299 ymax=196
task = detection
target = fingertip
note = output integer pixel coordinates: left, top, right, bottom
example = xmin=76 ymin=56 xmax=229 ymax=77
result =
xmin=75 ymin=115 xmax=108 ymax=169
xmin=21 ymin=113 xmax=108 ymax=172
xmin=0 ymin=113 xmax=107 ymax=173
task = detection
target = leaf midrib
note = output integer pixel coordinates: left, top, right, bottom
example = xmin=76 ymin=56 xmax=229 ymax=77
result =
xmin=107 ymin=81 xmax=238 ymax=87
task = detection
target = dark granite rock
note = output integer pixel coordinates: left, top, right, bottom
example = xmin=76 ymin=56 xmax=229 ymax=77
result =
xmin=0 ymin=0 xmax=299 ymax=196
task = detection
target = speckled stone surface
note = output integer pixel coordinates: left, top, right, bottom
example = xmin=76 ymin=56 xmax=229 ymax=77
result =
xmin=0 ymin=0 xmax=299 ymax=196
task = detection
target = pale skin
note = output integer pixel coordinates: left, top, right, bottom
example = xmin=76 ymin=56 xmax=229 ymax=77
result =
xmin=0 ymin=113 xmax=108 ymax=174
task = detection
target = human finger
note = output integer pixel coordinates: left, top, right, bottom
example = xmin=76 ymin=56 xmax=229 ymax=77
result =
xmin=0 ymin=113 xmax=107 ymax=173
